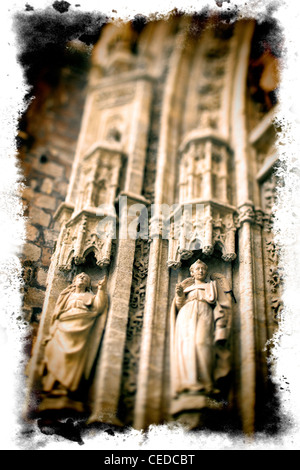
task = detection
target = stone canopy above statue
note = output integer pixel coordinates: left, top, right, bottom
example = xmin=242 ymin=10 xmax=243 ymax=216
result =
xmin=23 ymin=15 xmax=280 ymax=437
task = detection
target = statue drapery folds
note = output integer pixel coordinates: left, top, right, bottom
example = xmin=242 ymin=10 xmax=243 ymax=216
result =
xmin=38 ymin=272 xmax=108 ymax=412
xmin=170 ymin=259 xmax=233 ymax=414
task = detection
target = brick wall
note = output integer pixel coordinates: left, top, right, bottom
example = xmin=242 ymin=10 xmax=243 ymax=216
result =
xmin=19 ymin=44 xmax=90 ymax=326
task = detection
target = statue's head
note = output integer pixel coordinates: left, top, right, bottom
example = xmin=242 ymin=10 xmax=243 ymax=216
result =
xmin=190 ymin=259 xmax=208 ymax=281
xmin=73 ymin=272 xmax=92 ymax=291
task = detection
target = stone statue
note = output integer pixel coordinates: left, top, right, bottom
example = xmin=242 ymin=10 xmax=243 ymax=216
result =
xmin=39 ymin=272 xmax=108 ymax=412
xmin=170 ymin=259 xmax=232 ymax=415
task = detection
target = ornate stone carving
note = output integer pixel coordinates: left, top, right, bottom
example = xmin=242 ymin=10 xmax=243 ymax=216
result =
xmin=265 ymin=238 xmax=283 ymax=323
xmin=178 ymin=135 xmax=232 ymax=204
xmin=255 ymin=209 xmax=264 ymax=227
xmin=57 ymin=145 xmax=123 ymax=271
xmin=102 ymin=24 xmax=138 ymax=76
xmin=167 ymin=202 xmax=238 ymax=267
xmin=22 ymin=16 xmax=280 ymax=434
xmin=237 ymin=205 xmax=267 ymax=228
xmin=167 ymin=131 xmax=237 ymax=266
xmin=261 ymin=172 xmax=277 ymax=213
xmin=238 ymin=202 xmax=256 ymax=225
xmin=76 ymin=146 xmax=123 ymax=211
xmin=169 ymin=260 xmax=233 ymax=416
xmin=37 ymin=273 xmax=108 ymax=413
xmin=260 ymin=171 xmax=282 ymax=324
xmin=119 ymin=239 xmax=150 ymax=423
xmin=118 ymin=67 xmax=163 ymax=424
xmin=104 ymin=114 xmax=124 ymax=143
xmin=57 ymin=212 xmax=115 ymax=271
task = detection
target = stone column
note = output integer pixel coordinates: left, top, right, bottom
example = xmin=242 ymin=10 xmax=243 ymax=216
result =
xmin=87 ymin=77 xmax=153 ymax=423
xmin=26 ymin=19 xmax=154 ymax=424
xmin=252 ymin=210 xmax=269 ymax=393
xmin=203 ymin=140 xmax=213 ymax=200
xmin=89 ymin=193 xmax=150 ymax=424
xmin=124 ymin=79 xmax=153 ymax=195
xmin=230 ymin=20 xmax=256 ymax=434
xmin=134 ymin=18 xmax=192 ymax=429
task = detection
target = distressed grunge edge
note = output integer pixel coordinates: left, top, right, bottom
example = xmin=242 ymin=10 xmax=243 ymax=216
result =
xmin=0 ymin=0 xmax=300 ymax=450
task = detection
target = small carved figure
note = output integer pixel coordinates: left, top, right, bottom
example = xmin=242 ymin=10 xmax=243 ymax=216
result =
xmin=40 ymin=272 xmax=108 ymax=409
xmin=170 ymin=260 xmax=232 ymax=407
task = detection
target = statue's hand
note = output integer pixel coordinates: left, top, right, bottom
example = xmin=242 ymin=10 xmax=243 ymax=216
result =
xmin=97 ymin=275 xmax=107 ymax=291
xmin=175 ymin=283 xmax=184 ymax=297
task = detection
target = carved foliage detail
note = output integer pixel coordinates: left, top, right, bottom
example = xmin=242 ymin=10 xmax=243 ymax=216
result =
xmin=119 ymin=239 xmax=150 ymax=423
xmin=238 ymin=203 xmax=256 ymax=225
xmin=261 ymin=172 xmax=282 ymax=324
xmin=265 ymin=238 xmax=283 ymax=323
xmin=167 ymin=204 xmax=238 ymax=268
xmin=261 ymin=172 xmax=277 ymax=214
xmin=57 ymin=215 xmax=114 ymax=271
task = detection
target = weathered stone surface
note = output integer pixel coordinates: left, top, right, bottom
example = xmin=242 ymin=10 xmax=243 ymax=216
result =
xmin=52 ymin=179 xmax=68 ymax=195
xmin=41 ymin=247 xmax=53 ymax=266
xmin=34 ymin=194 xmax=57 ymax=211
xmin=169 ymin=259 xmax=232 ymax=417
xmin=29 ymin=179 xmax=39 ymax=190
xmin=40 ymin=178 xmax=54 ymax=195
xmin=22 ymin=243 xmax=41 ymax=262
xmin=25 ymin=287 xmax=46 ymax=306
xmin=22 ymin=186 xmax=35 ymax=201
xmin=23 ymin=16 xmax=280 ymax=436
xmin=36 ymin=268 xmax=48 ymax=287
xmin=31 ymin=273 xmax=108 ymax=412
xmin=43 ymin=229 xmax=59 ymax=247
xmin=28 ymin=206 xmax=51 ymax=227
xmin=26 ymin=224 xmax=39 ymax=242
xmin=32 ymin=160 xmax=65 ymax=179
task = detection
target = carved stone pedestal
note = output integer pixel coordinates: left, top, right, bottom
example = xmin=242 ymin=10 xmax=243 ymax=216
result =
xmin=172 ymin=395 xmax=228 ymax=431
xmin=38 ymin=396 xmax=86 ymax=414
xmin=170 ymin=394 xmax=225 ymax=416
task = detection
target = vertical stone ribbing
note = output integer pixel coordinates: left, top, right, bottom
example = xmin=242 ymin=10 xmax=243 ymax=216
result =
xmin=117 ymin=67 xmax=165 ymax=424
xmin=88 ymin=78 xmax=153 ymax=422
xmin=117 ymin=239 xmax=150 ymax=424
xmin=23 ymin=17 xmax=280 ymax=434
xmin=230 ymin=20 xmax=256 ymax=434
xmin=134 ymin=18 xmax=192 ymax=429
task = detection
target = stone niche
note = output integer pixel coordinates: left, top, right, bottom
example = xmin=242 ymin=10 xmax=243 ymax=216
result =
xmin=23 ymin=15 xmax=281 ymax=438
xmin=167 ymin=252 xmax=235 ymax=430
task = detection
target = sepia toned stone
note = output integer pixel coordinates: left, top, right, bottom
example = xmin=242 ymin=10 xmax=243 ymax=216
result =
xmin=43 ymin=229 xmax=60 ymax=247
xmin=36 ymin=268 xmax=48 ymax=287
xmin=28 ymin=273 xmax=108 ymax=414
xmin=22 ymin=186 xmax=35 ymax=201
xmin=40 ymin=178 xmax=54 ymax=195
xmin=41 ymin=247 xmax=53 ymax=266
xmin=34 ymin=194 xmax=57 ymax=211
xmin=28 ymin=206 xmax=51 ymax=228
xmin=22 ymin=14 xmax=281 ymax=436
xmin=25 ymin=287 xmax=47 ymax=307
xmin=169 ymin=260 xmax=232 ymax=418
xmin=22 ymin=243 xmax=41 ymax=262
xmin=31 ymin=160 xmax=65 ymax=179
xmin=26 ymin=224 xmax=39 ymax=242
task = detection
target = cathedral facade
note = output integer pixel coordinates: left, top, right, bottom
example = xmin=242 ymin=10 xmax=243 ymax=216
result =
xmin=21 ymin=11 xmax=281 ymax=435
